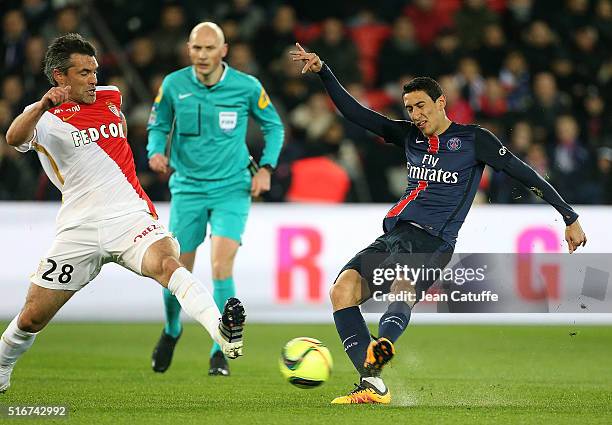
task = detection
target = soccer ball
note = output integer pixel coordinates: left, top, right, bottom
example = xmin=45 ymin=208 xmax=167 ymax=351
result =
xmin=279 ymin=337 xmax=333 ymax=388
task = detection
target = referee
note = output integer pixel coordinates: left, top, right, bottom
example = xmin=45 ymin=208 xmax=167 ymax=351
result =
xmin=147 ymin=22 xmax=284 ymax=376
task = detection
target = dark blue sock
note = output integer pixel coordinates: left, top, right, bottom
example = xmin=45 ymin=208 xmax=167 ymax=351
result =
xmin=378 ymin=301 xmax=411 ymax=343
xmin=333 ymin=306 xmax=371 ymax=376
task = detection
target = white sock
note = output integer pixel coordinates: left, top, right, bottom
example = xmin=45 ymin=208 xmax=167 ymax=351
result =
xmin=0 ymin=315 xmax=37 ymax=374
xmin=362 ymin=376 xmax=387 ymax=393
xmin=167 ymin=267 xmax=222 ymax=345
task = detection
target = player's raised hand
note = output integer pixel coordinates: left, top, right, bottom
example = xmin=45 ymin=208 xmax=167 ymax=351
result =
xmin=289 ymin=43 xmax=322 ymax=74
xmin=40 ymin=86 xmax=71 ymax=110
xmin=149 ymin=153 xmax=170 ymax=175
xmin=565 ymin=219 xmax=587 ymax=253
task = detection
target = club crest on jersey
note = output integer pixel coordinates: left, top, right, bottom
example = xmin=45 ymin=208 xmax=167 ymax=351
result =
xmin=447 ymin=137 xmax=461 ymax=151
xmin=107 ymin=102 xmax=121 ymax=117
xmin=219 ymin=111 xmax=238 ymax=131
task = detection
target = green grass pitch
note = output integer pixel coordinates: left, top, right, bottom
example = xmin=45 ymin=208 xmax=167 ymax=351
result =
xmin=1 ymin=322 xmax=611 ymax=424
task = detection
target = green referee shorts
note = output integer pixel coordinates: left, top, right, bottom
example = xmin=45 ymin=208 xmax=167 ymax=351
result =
xmin=169 ymin=170 xmax=252 ymax=253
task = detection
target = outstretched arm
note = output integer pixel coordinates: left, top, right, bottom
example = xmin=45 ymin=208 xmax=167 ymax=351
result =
xmin=6 ymin=85 xmax=71 ymax=147
xmin=502 ymin=156 xmax=586 ymax=252
xmin=289 ymin=43 xmax=410 ymax=145
xmin=474 ymin=126 xmax=586 ymax=253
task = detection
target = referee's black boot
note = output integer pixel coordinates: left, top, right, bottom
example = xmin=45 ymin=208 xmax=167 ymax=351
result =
xmin=208 ymin=350 xmax=230 ymax=376
xmin=151 ymin=328 xmax=182 ymax=373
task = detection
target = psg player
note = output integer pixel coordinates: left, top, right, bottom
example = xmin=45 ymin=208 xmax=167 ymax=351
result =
xmin=290 ymin=43 xmax=587 ymax=404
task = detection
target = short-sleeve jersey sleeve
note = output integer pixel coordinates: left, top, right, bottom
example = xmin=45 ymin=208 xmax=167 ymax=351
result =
xmin=13 ymin=103 xmax=43 ymax=153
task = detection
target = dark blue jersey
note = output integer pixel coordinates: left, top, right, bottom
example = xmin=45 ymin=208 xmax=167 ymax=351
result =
xmin=381 ymin=121 xmax=510 ymax=245
xmin=318 ymin=63 xmax=578 ymax=247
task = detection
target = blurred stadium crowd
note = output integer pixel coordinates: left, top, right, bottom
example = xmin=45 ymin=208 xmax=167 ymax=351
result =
xmin=1 ymin=0 xmax=611 ymax=205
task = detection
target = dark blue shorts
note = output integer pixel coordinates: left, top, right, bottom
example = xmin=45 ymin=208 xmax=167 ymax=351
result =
xmin=337 ymin=221 xmax=454 ymax=303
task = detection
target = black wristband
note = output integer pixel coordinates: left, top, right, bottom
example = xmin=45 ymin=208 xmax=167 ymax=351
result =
xmin=262 ymin=164 xmax=275 ymax=173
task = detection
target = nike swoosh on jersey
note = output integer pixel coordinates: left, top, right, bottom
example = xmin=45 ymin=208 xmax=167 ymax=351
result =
xmin=178 ymin=93 xmax=193 ymax=100
xmin=62 ymin=112 xmax=78 ymax=122
xmin=415 ymin=139 xmax=426 ymax=143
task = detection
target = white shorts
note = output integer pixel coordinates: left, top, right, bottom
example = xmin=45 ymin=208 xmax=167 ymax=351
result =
xmin=31 ymin=211 xmax=179 ymax=291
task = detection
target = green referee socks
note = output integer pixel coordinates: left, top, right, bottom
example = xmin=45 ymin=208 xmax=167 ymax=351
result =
xmin=162 ymin=287 xmax=183 ymax=338
xmin=210 ymin=277 xmax=236 ymax=357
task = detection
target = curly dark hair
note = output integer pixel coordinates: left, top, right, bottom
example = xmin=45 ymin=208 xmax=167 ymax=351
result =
xmin=43 ymin=33 xmax=96 ymax=86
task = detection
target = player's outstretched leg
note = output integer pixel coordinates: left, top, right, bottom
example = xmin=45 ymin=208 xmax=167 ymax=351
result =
xmin=0 ymin=316 xmax=37 ymax=394
xmin=0 ymin=284 xmax=74 ymax=393
xmin=165 ymin=267 xmax=245 ymax=358
xmin=329 ymin=270 xmax=390 ymax=404
xmin=142 ymin=239 xmax=246 ymax=361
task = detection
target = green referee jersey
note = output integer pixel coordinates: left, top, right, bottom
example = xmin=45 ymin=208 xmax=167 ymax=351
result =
xmin=146 ymin=64 xmax=284 ymax=182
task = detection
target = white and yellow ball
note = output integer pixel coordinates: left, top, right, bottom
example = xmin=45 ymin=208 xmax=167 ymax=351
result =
xmin=279 ymin=337 xmax=333 ymax=388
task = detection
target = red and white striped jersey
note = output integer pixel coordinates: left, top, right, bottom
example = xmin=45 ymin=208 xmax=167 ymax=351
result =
xmin=17 ymin=86 xmax=157 ymax=231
